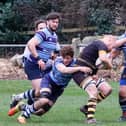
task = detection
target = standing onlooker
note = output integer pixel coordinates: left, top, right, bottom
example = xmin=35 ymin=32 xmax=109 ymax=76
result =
xmin=23 ymin=19 xmax=47 ymax=66
xmin=10 ymin=12 xmax=61 ymax=107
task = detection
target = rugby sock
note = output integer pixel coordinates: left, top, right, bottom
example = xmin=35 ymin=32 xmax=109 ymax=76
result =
xmin=22 ymin=104 xmax=37 ymax=118
xmin=87 ymin=98 xmax=97 ymax=120
xmin=119 ymin=96 xmax=126 ymax=117
xmin=23 ymin=89 xmax=35 ymax=103
xmin=97 ymin=92 xmax=106 ymax=103
xmin=15 ymin=89 xmax=35 ymax=102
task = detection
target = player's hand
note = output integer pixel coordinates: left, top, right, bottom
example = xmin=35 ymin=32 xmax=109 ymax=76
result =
xmin=92 ymin=75 xmax=98 ymax=81
xmin=80 ymin=66 xmax=92 ymax=74
xmin=37 ymin=59 xmax=46 ymax=70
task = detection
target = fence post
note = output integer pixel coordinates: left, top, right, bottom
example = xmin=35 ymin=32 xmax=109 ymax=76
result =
xmin=72 ymin=37 xmax=81 ymax=57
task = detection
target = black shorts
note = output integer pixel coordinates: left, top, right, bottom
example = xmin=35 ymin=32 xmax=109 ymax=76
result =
xmin=73 ymin=71 xmax=89 ymax=86
xmin=40 ymin=74 xmax=64 ymax=102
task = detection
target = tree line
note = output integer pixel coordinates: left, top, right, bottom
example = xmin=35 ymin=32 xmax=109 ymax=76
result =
xmin=0 ymin=0 xmax=126 ymax=43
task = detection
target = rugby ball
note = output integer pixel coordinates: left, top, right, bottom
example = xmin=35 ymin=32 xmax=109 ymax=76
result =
xmin=95 ymin=53 xmax=110 ymax=69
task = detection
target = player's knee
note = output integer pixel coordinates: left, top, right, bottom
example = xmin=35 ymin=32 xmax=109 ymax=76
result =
xmin=42 ymin=103 xmax=52 ymax=112
xmin=39 ymin=91 xmax=51 ymax=105
xmin=119 ymin=86 xmax=126 ymax=97
xmin=119 ymin=95 xmax=126 ymax=107
xmin=35 ymin=104 xmax=52 ymax=116
xmin=40 ymin=91 xmax=51 ymax=99
xmin=81 ymin=77 xmax=98 ymax=98
xmin=97 ymin=79 xmax=112 ymax=96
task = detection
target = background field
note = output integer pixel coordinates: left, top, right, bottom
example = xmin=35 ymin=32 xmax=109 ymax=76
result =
xmin=0 ymin=80 xmax=126 ymax=126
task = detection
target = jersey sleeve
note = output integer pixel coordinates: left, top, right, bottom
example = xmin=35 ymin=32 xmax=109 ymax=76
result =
xmin=54 ymin=57 xmax=63 ymax=67
xmin=33 ymin=31 xmax=46 ymax=44
xmin=56 ymin=42 xmax=61 ymax=51
xmin=97 ymin=41 xmax=108 ymax=54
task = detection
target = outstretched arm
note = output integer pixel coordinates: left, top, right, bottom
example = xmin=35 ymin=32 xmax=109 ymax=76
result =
xmin=56 ymin=63 xmax=92 ymax=74
xmin=99 ymin=52 xmax=112 ymax=69
xmin=115 ymin=38 xmax=126 ymax=47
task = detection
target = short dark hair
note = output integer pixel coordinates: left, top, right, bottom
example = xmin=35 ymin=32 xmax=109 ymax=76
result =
xmin=46 ymin=12 xmax=61 ymax=20
xmin=60 ymin=46 xmax=74 ymax=58
xmin=34 ymin=19 xmax=46 ymax=30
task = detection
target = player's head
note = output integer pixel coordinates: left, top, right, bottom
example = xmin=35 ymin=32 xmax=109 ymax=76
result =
xmin=46 ymin=12 xmax=60 ymax=31
xmin=34 ymin=19 xmax=46 ymax=32
xmin=101 ymin=35 xmax=116 ymax=51
xmin=60 ymin=46 xmax=74 ymax=66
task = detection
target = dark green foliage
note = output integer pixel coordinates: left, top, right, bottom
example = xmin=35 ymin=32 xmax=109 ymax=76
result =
xmin=1 ymin=0 xmax=126 ymax=42
xmin=89 ymin=8 xmax=114 ymax=34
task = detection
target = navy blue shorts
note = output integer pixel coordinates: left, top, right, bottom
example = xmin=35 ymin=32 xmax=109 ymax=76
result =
xmin=40 ymin=74 xmax=64 ymax=102
xmin=24 ymin=60 xmax=45 ymax=80
xmin=120 ymin=67 xmax=126 ymax=85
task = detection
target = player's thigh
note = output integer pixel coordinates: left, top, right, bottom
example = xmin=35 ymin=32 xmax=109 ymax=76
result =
xmin=98 ymin=81 xmax=112 ymax=95
xmin=119 ymin=68 xmax=126 ymax=97
xmin=31 ymin=78 xmax=41 ymax=90
xmin=24 ymin=60 xmax=43 ymax=81
xmin=119 ymin=85 xmax=126 ymax=97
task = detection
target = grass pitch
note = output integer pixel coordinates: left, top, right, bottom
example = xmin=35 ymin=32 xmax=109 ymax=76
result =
xmin=0 ymin=80 xmax=126 ymax=126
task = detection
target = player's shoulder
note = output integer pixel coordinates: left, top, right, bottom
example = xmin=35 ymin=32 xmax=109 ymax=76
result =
xmin=35 ymin=28 xmax=46 ymax=36
xmin=55 ymin=56 xmax=63 ymax=62
xmin=87 ymin=40 xmax=104 ymax=47
xmin=93 ymin=40 xmax=105 ymax=45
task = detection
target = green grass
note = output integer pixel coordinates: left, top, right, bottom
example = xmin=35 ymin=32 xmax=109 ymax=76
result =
xmin=0 ymin=80 xmax=126 ymax=126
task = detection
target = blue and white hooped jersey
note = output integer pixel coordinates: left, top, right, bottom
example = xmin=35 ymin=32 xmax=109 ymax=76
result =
xmin=24 ymin=27 xmax=60 ymax=63
xmin=49 ymin=57 xmax=76 ymax=87
xmin=117 ymin=33 xmax=126 ymax=66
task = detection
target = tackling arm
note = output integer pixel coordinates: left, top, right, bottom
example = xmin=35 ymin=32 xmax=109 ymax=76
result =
xmin=56 ymin=63 xmax=92 ymax=74
xmin=115 ymin=38 xmax=126 ymax=47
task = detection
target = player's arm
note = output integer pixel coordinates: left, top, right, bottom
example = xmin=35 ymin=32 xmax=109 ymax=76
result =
xmin=109 ymin=48 xmax=120 ymax=59
xmin=99 ymin=50 xmax=112 ymax=69
xmin=115 ymin=38 xmax=126 ymax=47
xmin=27 ymin=37 xmax=40 ymax=58
xmin=27 ymin=36 xmax=45 ymax=70
xmin=56 ymin=63 xmax=92 ymax=74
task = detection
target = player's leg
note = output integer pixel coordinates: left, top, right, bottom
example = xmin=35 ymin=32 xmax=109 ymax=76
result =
xmin=118 ymin=67 xmax=126 ymax=121
xmin=16 ymin=74 xmax=51 ymax=123
xmin=24 ymin=60 xmax=43 ymax=104
xmin=27 ymin=78 xmax=41 ymax=105
xmin=17 ymin=75 xmax=64 ymax=124
xmin=80 ymin=77 xmax=112 ymax=118
xmin=17 ymin=90 xmax=52 ymax=124
xmin=119 ymin=86 xmax=126 ymax=121
xmin=8 ymin=89 xmax=36 ymax=116
xmin=73 ymin=73 xmax=97 ymax=124
xmin=10 ymin=61 xmax=42 ymax=108
xmin=16 ymin=97 xmax=51 ymax=124
xmin=84 ymin=80 xmax=98 ymax=124
xmin=96 ymin=78 xmax=112 ymax=103
xmin=10 ymin=89 xmax=36 ymax=108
